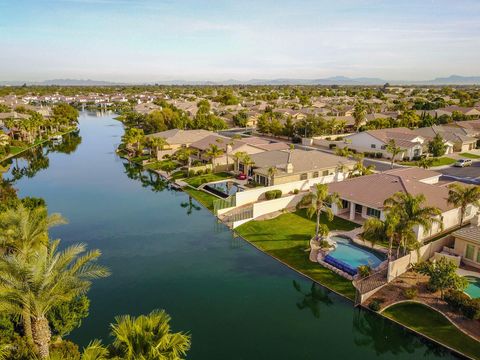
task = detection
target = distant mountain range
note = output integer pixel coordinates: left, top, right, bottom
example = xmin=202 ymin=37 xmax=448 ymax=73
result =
xmin=1 ymin=75 xmax=480 ymax=86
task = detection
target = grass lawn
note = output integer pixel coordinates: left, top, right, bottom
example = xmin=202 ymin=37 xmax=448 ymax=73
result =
xmin=459 ymin=152 xmax=480 ymax=159
xmin=184 ymin=172 xmax=232 ymax=188
xmin=235 ymin=209 xmax=360 ymax=299
xmin=400 ymin=157 xmax=456 ymax=167
xmin=383 ymin=302 xmax=480 ymax=359
xmin=183 ymin=187 xmax=217 ymax=211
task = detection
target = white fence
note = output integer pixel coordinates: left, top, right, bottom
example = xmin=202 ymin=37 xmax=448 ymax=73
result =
xmin=387 ymin=235 xmax=455 ymax=282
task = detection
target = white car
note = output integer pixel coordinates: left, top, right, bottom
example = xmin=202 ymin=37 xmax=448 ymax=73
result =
xmin=454 ymin=159 xmax=472 ymax=167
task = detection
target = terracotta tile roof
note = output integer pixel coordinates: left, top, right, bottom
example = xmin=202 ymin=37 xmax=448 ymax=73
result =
xmin=453 ymin=225 xmax=480 ymax=244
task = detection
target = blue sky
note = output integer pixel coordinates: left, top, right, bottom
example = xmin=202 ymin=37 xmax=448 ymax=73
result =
xmin=1 ymin=0 xmax=479 ymax=82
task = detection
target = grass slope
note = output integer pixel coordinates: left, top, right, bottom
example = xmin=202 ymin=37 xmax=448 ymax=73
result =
xmin=236 ymin=209 xmax=359 ymax=299
xmin=459 ymin=152 xmax=480 ymax=159
xmin=184 ymin=172 xmax=232 ymax=188
xmin=183 ymin=187 xmax=217 ymax=211
xmin=383 ymin=302 xmax=480 ymax=359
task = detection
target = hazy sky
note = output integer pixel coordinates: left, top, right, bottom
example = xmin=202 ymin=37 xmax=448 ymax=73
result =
xmin=1 ymin=0 xmax=479 ymax=82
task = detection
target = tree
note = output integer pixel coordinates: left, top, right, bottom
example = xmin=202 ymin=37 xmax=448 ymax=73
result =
xmin=413 ymin=258 xmax=468 ymax=299
xmin=416 ymin=157 xmax=434 ymax=169
xmin=428 ymin=133 xmax=446 ymax=157
xmin=386 ymin=139 xmax=402 ymax=168
xmin=297 ymin=184 xmax=341 ymax=242
xmin=232 ymin=151 xmax=247 ymax=173
xmin=205 ymin=144 xmax=223 ymax=170
xmin=147 ymin=137 xmax=168 ymax=160
xmin=335 ymin=146 xmax=353 ymax=158
xmin=242 ymin=154 xmax=255 ymax=177
xmin=122 ymin=128 xmax=145 ymax=155
xmin=362 ymin=213 xmax=399 ymax=259
xmin=0 ymin=240 xmax=110 ymax=359
xmin=350 ymin=154 xmax=374 ymax=177
xmin=110 ymin=309 xmax=191 ymax=360
xmin=353 ymin=102 xmax=367 ymax=131
xmin=47 ymin=295 xmax=90 ymax=339
xmin=447 ymin=183 xmax=480 ymax=226
xmin=267 ymin=166 xmax=277 ymax=186
xmin=383 ymin=192 xmax=442 ymax=256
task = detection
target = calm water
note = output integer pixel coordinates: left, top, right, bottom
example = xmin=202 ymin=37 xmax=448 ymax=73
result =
xmin=329 ymin=236 xmax=385 ymax=269
xmin=2 ymin=111 xmax=457 ymax=359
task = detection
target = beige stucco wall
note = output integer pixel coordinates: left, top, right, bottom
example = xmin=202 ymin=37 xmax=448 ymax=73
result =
xmin=453 ymin=238 xmax=480 ymax=269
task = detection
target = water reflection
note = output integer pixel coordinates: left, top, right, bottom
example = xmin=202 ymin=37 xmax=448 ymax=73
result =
xmin=180 ymin=195 xmax=201 ymax=215
xmin=1 ymin=131 xmax=82 ymax=182
xmin=122 ymin=161 xmax=170 ymax=193
xmin=293 ymin=280 xmax=333 ymax=318
xmin=352 ymin=309 xmax=452 ymax=358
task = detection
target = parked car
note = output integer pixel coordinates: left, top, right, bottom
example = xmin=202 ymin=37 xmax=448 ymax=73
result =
xmin=454 ymin=159 xmax=473 ymax=167
xmin=236 ymin=173 xmax=247 ymax=180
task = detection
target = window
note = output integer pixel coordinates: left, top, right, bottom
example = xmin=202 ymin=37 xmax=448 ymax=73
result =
xmin=466 ymin=244 xmax=475 ymax=260
xmin=342 ymin=200 xmax=349 ymax=209
xmin=300 ymin=173 xmax=308 ymax=180
xmin=381 ymin=145 xmax=386 ymax=150
xmin=312 ymin=171 xmax=319 ymax=178
xmin=477 ymin=249 xmax=480 ymax=263
xmin=322 ymin=170 xmax=329 ymax=176
xmin=371 ymin=144 xmax=376 ymax=149
xmin=367 ymin=207 xmax=381 ymax=218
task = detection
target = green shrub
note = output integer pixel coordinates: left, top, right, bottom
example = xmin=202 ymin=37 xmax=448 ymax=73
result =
xmin=368 ymin=298 xmax=384 ymax=311
xmin=404 ymin=287 xmax=418 ymax=299
xmin=293 ymin=189 xmax=299 ymax=194
xmin=49 ymin=340 xmax=81 ymax=360
xmin=375 ymin=152 xmax=383 ymax=158
xmin=358 ymin=265 xmax=372 ymax=278
xmin=462 ymin=299 xmax=480 ymax=320
xmin=444 ymin=290 xmax=469 ymax=309
xmin=188 ymin=170 xmax=195 ymax=177
xmin=274 ymin=190 xmax=282 ymax=198
xmin=196 ymin=169 xmax=204 ymax=175
xmin=265 ymin=190 xmax=276 ymax=200
xmin=325 ymin=137 xmax=331 ymax=140
xmin=318 ymin=240 xmax=332 ymax=249
xmin=329 ymin=144 xmax=337 ymax=149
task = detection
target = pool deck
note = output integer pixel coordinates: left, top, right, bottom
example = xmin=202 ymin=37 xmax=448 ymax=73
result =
xmin=330 ymin=228 xmax=389 ymax=254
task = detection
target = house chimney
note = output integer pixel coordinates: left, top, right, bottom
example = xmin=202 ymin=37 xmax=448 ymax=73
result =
xmin=286 ymin=149 xmax=294 ymax=173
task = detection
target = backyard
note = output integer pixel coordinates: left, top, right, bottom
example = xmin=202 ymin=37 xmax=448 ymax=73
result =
xmin=183 ymin=172 xmax=232 ymax=188
xmin=235 ymin=209 xmax=360 ymax=299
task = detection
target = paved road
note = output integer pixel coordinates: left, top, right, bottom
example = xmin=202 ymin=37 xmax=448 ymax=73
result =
xmin=363 ymin=159 xmax=402 ymax=172
xmin=437 ymin=162 xmax=480 ymax=184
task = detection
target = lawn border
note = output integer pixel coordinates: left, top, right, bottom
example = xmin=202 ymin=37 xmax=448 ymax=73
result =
xmin=380 ymin=300 xmax=478 ymax=360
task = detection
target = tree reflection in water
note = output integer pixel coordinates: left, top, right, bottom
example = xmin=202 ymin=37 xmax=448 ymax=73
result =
xmin=180 ymin=196 xmax=201 ymax=215
xmin=352 ymin=308 xmax=452 ymax=358
xmin=293 ymin=280 xmax=333 ymax=318
xmin=122 ymin=161 xmax=169 ymax=193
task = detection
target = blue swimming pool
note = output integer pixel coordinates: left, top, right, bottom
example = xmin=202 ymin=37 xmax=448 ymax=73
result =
xmin=464 ymin=276 xmax=480 ymax=299
xmin=328 ymin=236 xmax=385 ymax=270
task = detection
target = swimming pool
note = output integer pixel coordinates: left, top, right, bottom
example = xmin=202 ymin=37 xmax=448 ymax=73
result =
xmin=328 ymin=236 xmax=385 ymax=269
xmin=203 ymin=180 xmax=243 ymax=198
xmin=464 ymin=276 xmax=480 ymax=299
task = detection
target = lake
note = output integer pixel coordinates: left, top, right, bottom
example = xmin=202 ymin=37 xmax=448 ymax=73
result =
xmin=2 ymin=111 xmax=457 ymax=359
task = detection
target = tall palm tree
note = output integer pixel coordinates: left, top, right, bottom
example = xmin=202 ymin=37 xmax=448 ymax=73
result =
xmin=0 ymin=204 xmax=67 ymax=259
xmin=81 ymin=340 xmax=109 ymax=360
xmin=241 ymin=154 xmax=255 ymax=177
xmin=298 ymin=184 xmax=342 ymax=242
xmin=383 ymin=192 xmax=442 ymax=256
xmin=110 ymin=309 xmax=191 ymax=360
xmin=148 ymin=137 xmax=168 ymax=160
xmin=362 ymin=212 xmax=399 ymax=259
xmin=447 ymin=183 xmax=480 ymax=226
xmin=205 ymin=144 xmax=224 ymax=171
xmin=232 ymin=151 xmax=247 ymax=173
xmin=0 ymin=240 xmax=110 ymax=359
xmin=353 ymin=102 xmax=367 ymax=132
xmin=386 ymin=139 xmax=402 ymax=169
xmin=267 ymin=166 xmax=278 ymax=186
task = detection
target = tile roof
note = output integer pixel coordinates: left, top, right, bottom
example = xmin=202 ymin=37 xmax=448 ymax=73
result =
xmin=453 ymin=225 xmax=480 ymax=244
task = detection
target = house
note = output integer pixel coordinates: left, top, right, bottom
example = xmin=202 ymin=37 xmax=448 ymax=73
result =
xmin=452 ymin=213 xmax=480 ymax=270
xmin=451 ymin=119 xmax=480 ymax=138
xmin=345 ymin=127 xmax=425 ymax=160
xmin=328 ymin=168 xmax=479 ymax=241
xmin=239 ymin=149 xmax=355 ymax=186
xmin=146 ymin=129 xmax=212 ymax=159
xmin=437 ymin=106 xmax=480 ymax=118
xmin=189 ymin=134 xmax=264 ymax=170
xmin=414 ymin=125 xmax=476 ymax=153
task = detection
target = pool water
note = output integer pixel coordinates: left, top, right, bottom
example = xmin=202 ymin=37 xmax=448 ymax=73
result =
xmin=204 ymin=180 xmax=243 ymax=198
xmin=464 ymin=276 xmax=480 ymax=299
xmin=329 ymin=236 xmax=385 ymax=269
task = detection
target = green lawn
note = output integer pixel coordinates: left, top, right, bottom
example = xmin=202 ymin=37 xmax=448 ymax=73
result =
xmin=235 ymin=209 xmax=360 ymax=299
xmin=183 ymin=187 xmax=217 ymax=211
xmin=400 ymin=157 xmax=456 ymax=167
xmin=383 ymin=302 xmax=480 ymax=359
xmin=459 ymin=152 xmax=480 ymax=159
xmin=184 ymin=172 xmax=232 ymax=188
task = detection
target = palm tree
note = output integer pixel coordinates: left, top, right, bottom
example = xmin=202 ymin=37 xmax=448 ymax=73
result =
xmin=362 ymin=212 xmax=399 ymax=259
xmin=232 ymin=151 xmax=247 ymax=173
xmin=110 ymin=309 xmax=191 ymax=360
xmin=383 ymin=192 xmax=442 ymax=256
xmin=350 ymin=154 xmax=374 ymax=177
xmin=205 ymin=144 xmax=224 ymax=171
xmin=298 ymin=184 xmax=342 ymax=242
xmin=267 ymin=166 xmax=278 ymax=186
xmin=447 ymin=183 xmax=480 ymax=226
xmin=416 ymin=157 xmax=433 ymax=169
xmin=242 ymin=154 xmax=255 ymax=177
xmin=122 ymin=128 xmax=144 ymax=155
xmin=386 ymin=139 xmax=402 ymax=169
xmin=335 ymin=146 xmax=353 ymax=158
xmin=148 ymin=137 xmax=168 ymax=160
xmin=0 ymin=240 xmax=110 ymax=359
xmin=0 ymin=204 xmax=67 ymax=259
xmin=353 ymin=102 xmax=367 ymax=131
xmin=81 ymin=340 xmax=109 ymax=360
